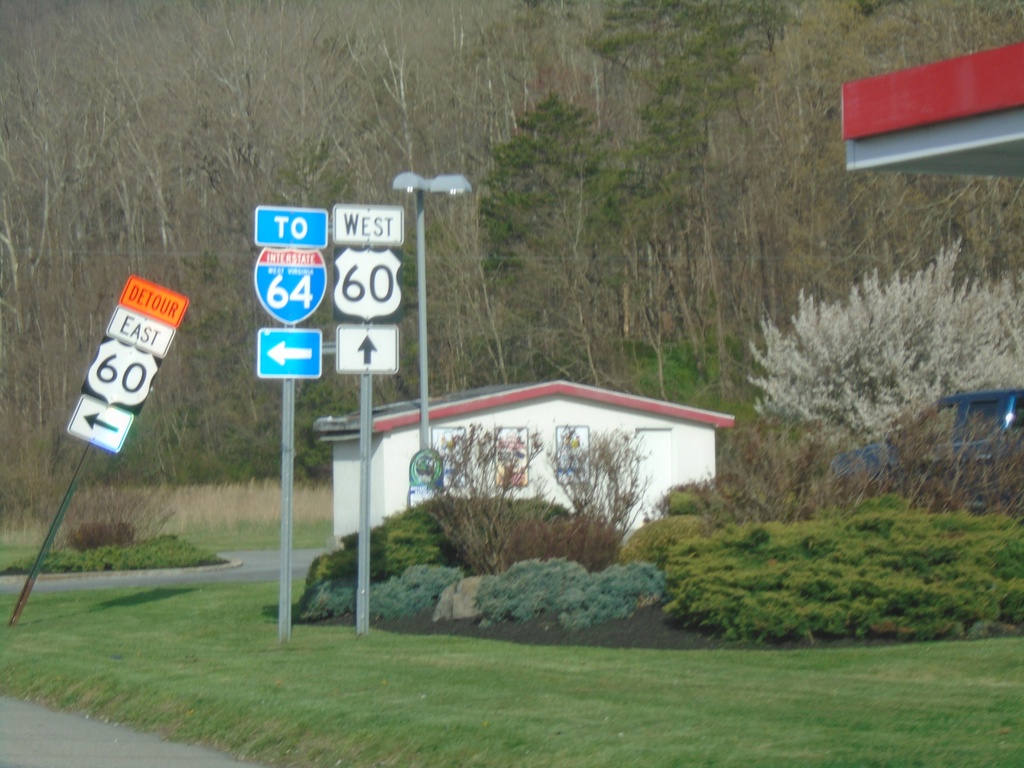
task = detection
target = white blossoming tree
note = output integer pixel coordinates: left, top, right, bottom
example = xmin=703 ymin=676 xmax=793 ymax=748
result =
xmin=751 ymin=245 xmax=1024 ymax=438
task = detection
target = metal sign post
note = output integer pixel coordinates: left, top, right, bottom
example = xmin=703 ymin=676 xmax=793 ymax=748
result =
xmin=278 ymin=377 xmax=296 ymax=642
xmin=356 ymin=373 xmax=373 ymax=635
xmin=253 ymin=204 xmax=328 ymax=644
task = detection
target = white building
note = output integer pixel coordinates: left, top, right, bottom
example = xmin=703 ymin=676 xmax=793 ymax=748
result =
xmin=314 ymin=380 xmax=734 ymax=539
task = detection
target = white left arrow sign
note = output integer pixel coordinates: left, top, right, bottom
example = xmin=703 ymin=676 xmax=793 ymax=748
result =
xmin=68 ymin=395 xmax=134 ymax=453
xmin=268 ymin=340 xmax=314 ymax=366
xmin=256 ymin=328 xmax=322 ymax=379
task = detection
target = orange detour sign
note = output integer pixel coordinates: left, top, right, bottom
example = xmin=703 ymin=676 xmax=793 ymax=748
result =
xmin=119 ymin=275 xmax=189 ymax=329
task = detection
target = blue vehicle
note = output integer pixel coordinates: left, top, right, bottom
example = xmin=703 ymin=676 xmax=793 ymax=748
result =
xmin=937 ymin=389 xmax=1024 ymax=433
xmin=831 ymin=389 xmax=1024 ymax=477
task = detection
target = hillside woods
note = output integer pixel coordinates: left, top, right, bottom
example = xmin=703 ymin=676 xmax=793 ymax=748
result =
xmin=2 ymin=0 xmax=1024 ymax=519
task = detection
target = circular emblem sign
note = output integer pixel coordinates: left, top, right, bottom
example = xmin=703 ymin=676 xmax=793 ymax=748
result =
xmin=409 ymin=448 xmax=444 ymax=488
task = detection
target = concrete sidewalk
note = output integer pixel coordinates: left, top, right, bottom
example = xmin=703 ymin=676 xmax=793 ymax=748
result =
xmin=0 ymin=697 xmax=266 ymax=767
xmin=2 ymin=549 xmax=325 ymax=767
xmin=0 ymin=549 xmax=324 ymax=594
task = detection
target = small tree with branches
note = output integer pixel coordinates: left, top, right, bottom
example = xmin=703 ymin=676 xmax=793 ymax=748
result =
xmin=427 ymin=424 xmax=654 ymax=574
xmin=430 ymin=423 xmax=548 ymax=575
xmin=550 ymin=427 xmax=650 ymax=536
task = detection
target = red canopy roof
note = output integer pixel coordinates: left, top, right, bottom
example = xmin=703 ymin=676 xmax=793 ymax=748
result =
xmin=843 ymin=42 xmax=1024 ymax=176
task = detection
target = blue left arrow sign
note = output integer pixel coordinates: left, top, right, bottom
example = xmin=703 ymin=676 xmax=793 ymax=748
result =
xmin=254 ymin=206 xmax=329 ymax=248
xmin=257 ymin=328 xmax=323 ymax=379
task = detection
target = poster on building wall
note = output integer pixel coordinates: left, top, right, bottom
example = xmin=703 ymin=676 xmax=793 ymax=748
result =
xmin=496 ymin=427 xmax=529 ymax=487
xmin=432 ymin=427 xmax=466 ymax=487
xmin=556 ymin=426 xmax=590 ymax=484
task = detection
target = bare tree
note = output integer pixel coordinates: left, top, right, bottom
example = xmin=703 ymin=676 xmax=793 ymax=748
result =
xmin=7 ymin=0 xmax=1024 ymax=516
xmin=430 ymin=422 xmax=546 ymax=574
xmin=549 ymin=427 xmax=649 ymax=535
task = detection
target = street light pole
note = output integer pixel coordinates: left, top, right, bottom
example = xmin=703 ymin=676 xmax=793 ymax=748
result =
xmin=392 ymin=172 xmax=472 ymax=451
xmin=413 ymin=186 xmax=428 ymax=450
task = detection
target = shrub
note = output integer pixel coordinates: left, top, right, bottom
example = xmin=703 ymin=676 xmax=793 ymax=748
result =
xmin=475 ymin=559 xmax=666 ymax=630
xmin=504 ymin=516 xmax=622 ymax=571
xmin=476 ymin=559 xmax=590 ymax=624
xmin=68 ymin=521 xmax=136 ymax=551
xmin=429 ymin=423 xmax=548 ymax=575
xmin=371 ymin=565 xmax=464 ymax=620
xmin=377 ymin=501 xmax=462 ymax=576
xmin=548 ymin=428 xmax=650 ymax=534
xmin=559 ymin=562 xmax=666 ymax=630
xmin=663 ymin=506 xmax=1024 ymax=643
xmin=503 ymin=497 xmax=571 ymax=522
xmin=57 ymin=486 xmax=174 ymax=551
xmin=432 ymin=422 xmax=646 ymax=574
xmin=113 ymin=535 xmax=223 ymax=570
xmin=1001 ymin=580 xmax=1024 ymax=624
xmin=660 ymin=420 xmax=848 ymax=527
xmin=1 ymin=535 xmax=222 ymax=574
xmin=297 ymin=565 xmax=463 ymax=623
xmin=619 ymin=515 xmax=706 ymax=569
xmin=305 ymin=535 xmax=375 ymax=587
xmin=305 ymin=504 xmax=460 ymax=587
xmin=834 ymin=408 xmax=1024 ymax=518
xmin=658 ymin=490 xmax=704 ymax=517
xmin=297 ymin=580 xmax=355 ymax=623
xmin=662 ymin=406 xmax=1024 ymax=527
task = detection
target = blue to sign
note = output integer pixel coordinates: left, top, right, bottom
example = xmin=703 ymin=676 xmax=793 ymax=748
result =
xmin=257 ymin=328 xmax=322 ymax=379
xmin=254 ymin=248 xmax=327 ymax=324
xmin=255 ymin=206 xmax=329 ymax=248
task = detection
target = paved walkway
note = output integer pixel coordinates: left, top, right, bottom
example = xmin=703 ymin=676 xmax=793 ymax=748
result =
xmin=0 ymin=549 xmax=323 ymax=594
xmin=2 ymin=549 xmax=324 ymax=768
xmin=0 ymin=697 xmax=265 ymax=767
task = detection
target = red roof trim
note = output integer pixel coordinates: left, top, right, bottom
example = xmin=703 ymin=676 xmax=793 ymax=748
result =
xmin=843 ymin=42 xmax=1024 ymax=140
xmin=373 ymin=381 xmax=735 ymax=433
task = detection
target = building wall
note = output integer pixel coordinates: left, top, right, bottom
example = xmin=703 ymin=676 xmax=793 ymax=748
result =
xmin=330 ymin=394 xmax=719 ymax=539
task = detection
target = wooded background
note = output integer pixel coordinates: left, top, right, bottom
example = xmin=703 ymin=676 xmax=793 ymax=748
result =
xmin=3 ymin=0 xmax=1024 ymax=515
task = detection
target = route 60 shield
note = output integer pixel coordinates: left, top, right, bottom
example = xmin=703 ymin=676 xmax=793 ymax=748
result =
xmin=82 ymin=338 xmax=160 ymax=413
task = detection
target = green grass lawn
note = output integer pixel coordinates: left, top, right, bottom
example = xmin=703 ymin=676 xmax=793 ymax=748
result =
xmin=0 ymin=543 xmax=37 ymax=571
xmin=2 ymin=582 xmax=1022 ymax=767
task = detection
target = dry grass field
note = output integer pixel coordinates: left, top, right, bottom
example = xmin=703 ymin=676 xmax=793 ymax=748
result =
xmin=160 ymin=481 xmax=333 ymax=549
xmin=0 ymin=482 xmax=334 ymax=565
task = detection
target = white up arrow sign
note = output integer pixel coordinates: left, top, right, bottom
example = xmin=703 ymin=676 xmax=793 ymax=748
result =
xmin=336 ymin=325 xmax=399 ymax=374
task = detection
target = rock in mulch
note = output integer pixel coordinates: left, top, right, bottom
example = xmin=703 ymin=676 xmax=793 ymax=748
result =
xmin=432 ymin=576 xmax=484 ymax=622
